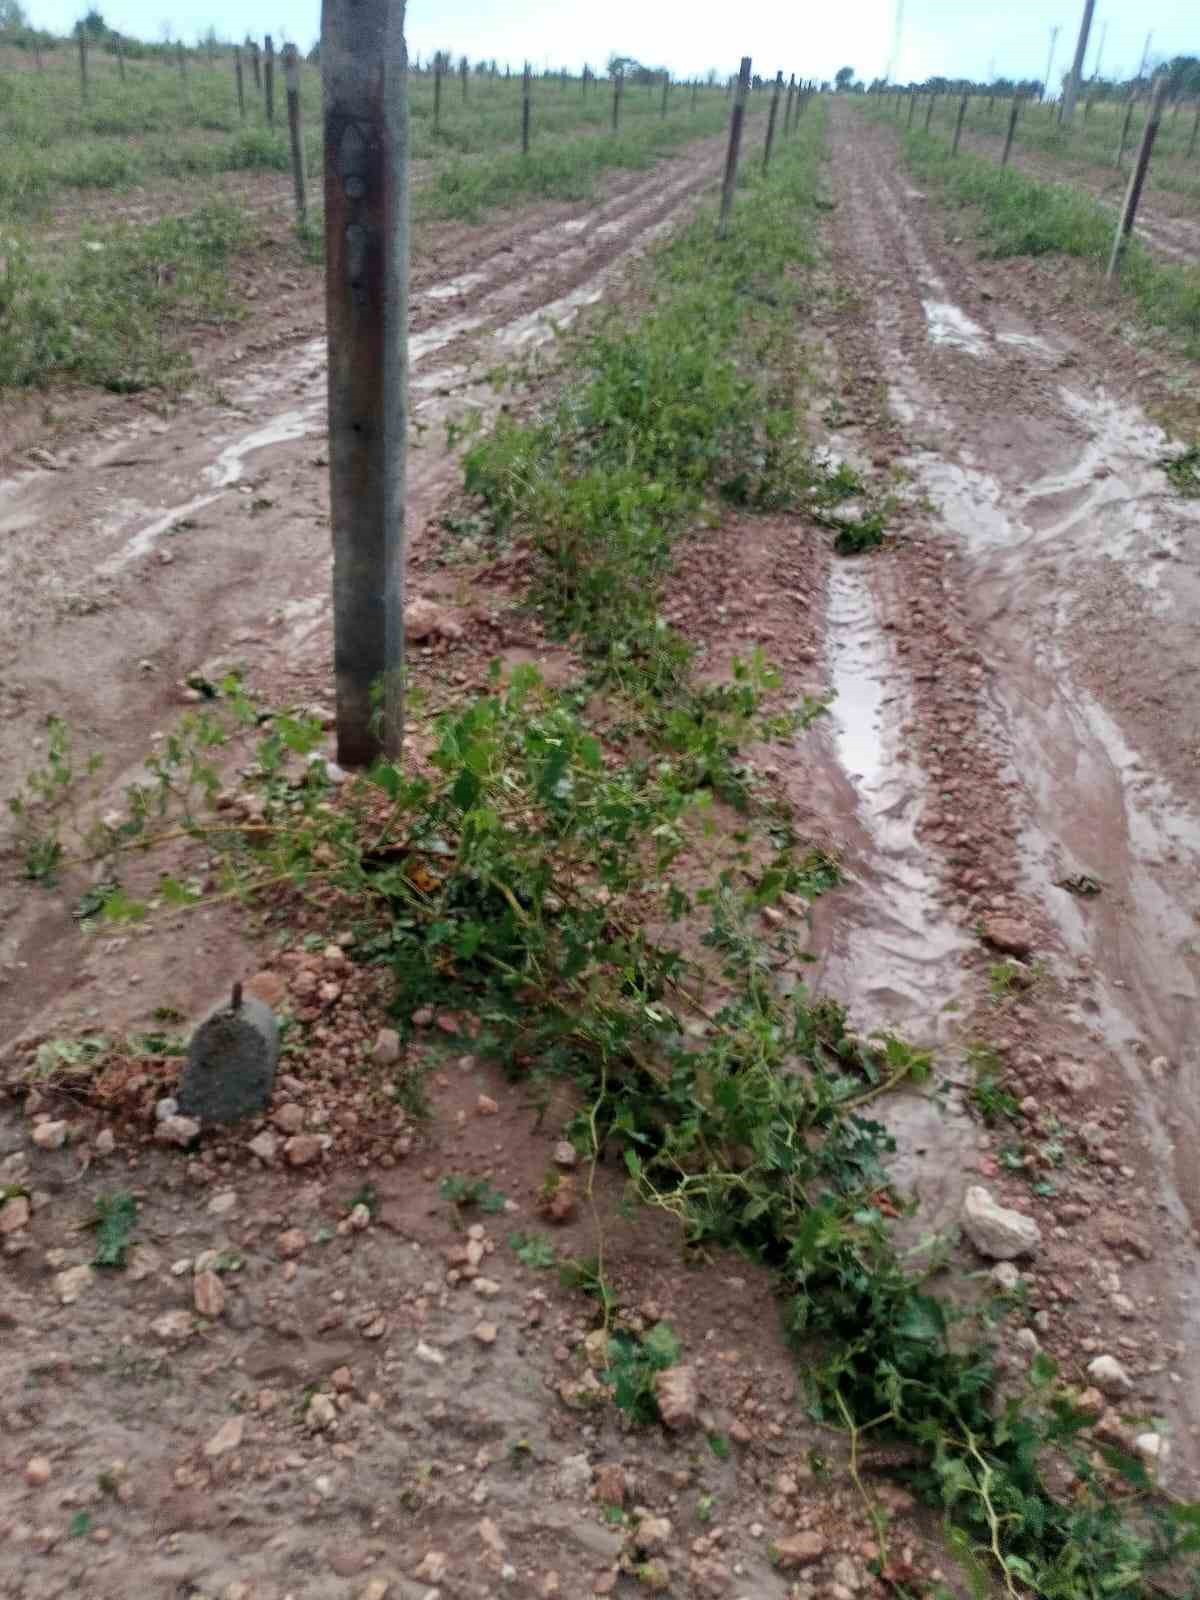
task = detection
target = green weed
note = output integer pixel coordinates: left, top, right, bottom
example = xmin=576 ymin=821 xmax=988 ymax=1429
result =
xmin=509 ymin=1231 xmax=557 ymax=1269
xmin=90 ymin=1192 xmax=137 ymax=1268
xmin=1161 ymin=445 xmax=1200 ymax=497
xmin=602 ymin=1322 xmax=683 ymax=1425
xmin=440 ymin=1175 xmax=507 ymax=1214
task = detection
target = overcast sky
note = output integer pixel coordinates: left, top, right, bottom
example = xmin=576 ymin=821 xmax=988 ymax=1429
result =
xmin=22 ymin=0 xmax=1199 ymax=85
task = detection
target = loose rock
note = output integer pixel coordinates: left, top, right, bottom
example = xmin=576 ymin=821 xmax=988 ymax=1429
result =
xmin=0 ymin=1194 xmax=31 ymax=1234
xmin=193 ymin=1270 xmax=226 ymax=1319
xmin=1088 ymin=1354 xmax=1134 ymax=1396
xmin=31 ymin=1120 xmax=67 ymax=1151
xmin=771 ymin=1531 xmax=825 ymax=1570
xmin=284 ymin=1134 xmax=323 ymax=1167
xmin=962 ymin=1186 xmax=1041 ymax=1260
xmin=204 ymin=1417 xmax=244 ymax=1458
xmin=653 ymin=1364 xmax=698 ymax=1431
xmin=981 ymin=916 xmax=1035 ymax=957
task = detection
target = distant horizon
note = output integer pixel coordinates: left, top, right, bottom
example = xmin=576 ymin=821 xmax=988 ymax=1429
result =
xmin=10 ymin=1 xmax=1198 ymax=91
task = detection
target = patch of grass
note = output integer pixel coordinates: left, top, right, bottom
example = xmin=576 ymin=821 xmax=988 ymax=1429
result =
xmin=890 ymin=123 xmax=1200 ymax=352
xmin=1161 ymin=444 xmax=1200 ymax=497
xmin=0 ymin=202 xmax=249 ymax=391
xmin=509 ymin=1230 xmax=557 ymax=1269
xmin=90 ymin=1192 xmax=137 ymax=1268
xmin=440 ymin=1175 xmax=507 ymax=1214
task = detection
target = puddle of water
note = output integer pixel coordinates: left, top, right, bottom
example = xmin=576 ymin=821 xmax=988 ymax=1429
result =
xmin=425 ymin=271 xmax=487 ymax=301
xmin=823 ymin=561 xmax=971 ymax=1044
xmin=923 ymin=300 xmax=990 ymax=358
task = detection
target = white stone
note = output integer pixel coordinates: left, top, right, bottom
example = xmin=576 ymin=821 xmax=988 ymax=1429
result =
xmin=1088 ymin=1355 xmax=1134 ymax=1396
xmin=962 ymin=1186 xmax=1041 ymax=1260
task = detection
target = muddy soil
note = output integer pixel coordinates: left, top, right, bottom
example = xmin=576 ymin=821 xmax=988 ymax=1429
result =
xmin=3 ymin=98 xmax=1200 ymax=1600
xmin=814 ymin=103 xmax=1200 ymax=1482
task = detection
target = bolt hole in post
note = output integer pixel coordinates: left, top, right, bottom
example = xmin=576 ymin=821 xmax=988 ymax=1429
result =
xmin=718 ymin=54 xmax=751 ymax=239
xmin=284 ymin=44 xmax=308 ymax=222
xmin=323 ymin=0 xmax=409 ymax=767
xmin=1108 ymin=75 xmax=1169 ymax=280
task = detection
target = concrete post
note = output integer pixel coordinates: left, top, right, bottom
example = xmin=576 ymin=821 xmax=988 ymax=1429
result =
xmin=177 ymin=40 xmax=187 ymax=80
xmin=522 ymin=61 xmax=531 ymax=152
xmin=952 ymin=93 xmax=968 ymax=154
xmin=692 ymin=77 xmax=698 ymax=112
xmin=1189 ymin=103 xmax=1200 ymax=160
xmin=77 ymin=28 xmax=88 ymax=103
xmin=718 ymin=56 xmax=751 ymax=240
xmin=322 ymin=0 xmax=410 ymax=765
xmin=924 ymin=90 xmax=937 ymax=131
xmin=251 ymin=39 xmax=261 ymax=91
xmin=114 ymin=32 xmax=125 ymax=81
xmin=264 ymin=35 xmax=276 ymax=125
xmin=907 ymin=91 xmax=917 ymax=128
xmin=660 ymin=71 xmax=669 ymax=117
xmin=1061 ymin=0 xmax=1095 ymax=126
xmin=461 ymin=56 xmax=468 ymax=100
xmin=1001 ymin=96 xmax=1020 ymax=165
xmin=763 ymin=70 xmax=782 ymax=173
xmin=612 ymin=68 xmax=622 ymax=132
xmin=784 ymin=72 xmax=795 ymax=135
xmin=284 ymin=45 xmax=308 ymax=221
xmin=234 ymin=46 xmax=245 ymax=119
xmin=433 ymin=52 xmax=442 ymax=132
xmin=1108 ymin=76 xmax=1169 ymax=279
xmin=1115 ymin=94 xmax=1137 ymax=166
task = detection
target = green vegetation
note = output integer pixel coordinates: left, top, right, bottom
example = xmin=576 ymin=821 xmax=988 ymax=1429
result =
xmin=9 ymin=102 xmax=1198 ymax=1599
xmin=0 ymin=202 xmax=250 ymax=391
xmin=881 ymin=122 xmax=1200 ymax=350
xmin=89 ymin=1192 xmax=137 ymax=1267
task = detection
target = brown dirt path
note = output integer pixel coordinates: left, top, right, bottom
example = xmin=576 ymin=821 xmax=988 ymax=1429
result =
xmin=813 ymin=101 xmax=1200 ymax=1486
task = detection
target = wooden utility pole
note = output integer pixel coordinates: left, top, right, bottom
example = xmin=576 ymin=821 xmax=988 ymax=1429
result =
xmin=1108 ymin=76 xmax=1168 ymax=279
xmin=718 ymin=55 xmax=751 ymax=239
xmin=114 ymin=32 xmax=125 ymax=81
xmin=433 ymin=52 xmax=442 ymax=132
xmin=77 ymin=27 xmax=88 ymax=103
xmin=284 ymin=44 xmax=308 ymax=221
xmin=1115 ymin=93 xmax=1136 ymax=166
xmin=322 ymin=0 xmax=410 ymax=766
xmin=924 ymin=90 xmax=937 ymax=130
xmin=1001 ymin=95 xmax=1020 ymax=165
xmin=612 ymin=68 xmax=622 ymax=131
xmin=234 ymin=45 xmax=245 ymax=118
xmin=1061 ymin=0 xmax=1095 ymax=125
xmin=522 ymin=61 xmax=531 ymax=153
xmin=264 ymin=35 xmax=276 ymax=125
xmin=952 ymin=92 xmax=968 ymax=154
xmin=763 ymin=70 xmax=782 ymax=172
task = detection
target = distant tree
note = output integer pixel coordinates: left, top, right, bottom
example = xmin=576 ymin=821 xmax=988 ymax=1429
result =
xmin=834 ymin=65 xmax=855 ymax=91
xmin=79 ymin=7 xmax=109 ymax=36
xmin=0 ymin=0 xmax=29 ymax=28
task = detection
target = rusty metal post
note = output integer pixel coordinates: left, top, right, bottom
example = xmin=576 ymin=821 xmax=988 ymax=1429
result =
xmin=264 ymin=35 xmax=275 ymax=125
xmin=1108 ymin=76 xmax=1169 ymax=279
xmin=952 ymin=92 xmax=968 ymax=154
xmin=611 ymin=67 xmax=622 ymax=132
xmin=763 ymin=70 xmax=782 ymax=173
xmin=284 ymin=45 xmax=308 ymax=221
xmin=1115 ymin=93 xmax=1136 ymax=166
xmin=718 ymin=55 xmax=751 ymax=239
xmin=522 ymin=61 xmax=531 ymax=152
xmin=77 ymin=28 xmax=88 ymax=103
xmin=323 ymin=0 xmax=409 ymax=767
xmin=234 ymin=46 xmax=246 ymax=119
xmin=1001 ymin=95 xmax=1020 ymax=166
